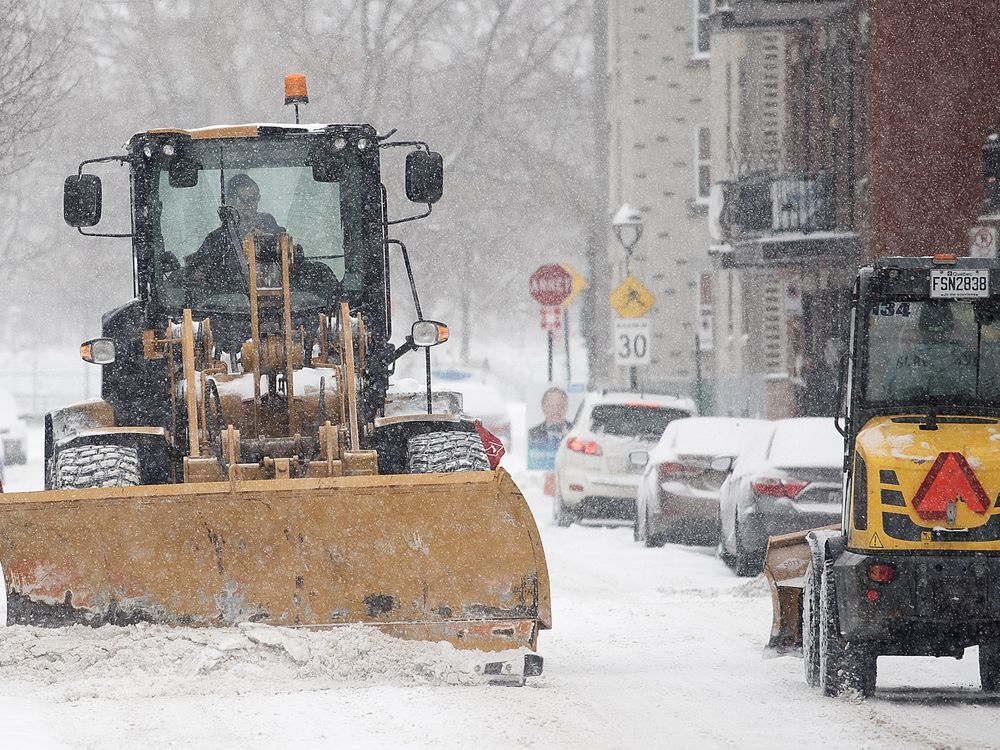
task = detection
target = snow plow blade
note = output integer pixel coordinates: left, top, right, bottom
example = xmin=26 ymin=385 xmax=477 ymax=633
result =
xmin=763 ymin=524 xmax=839 ymax=651
xmin=0 ymin=468 xmax=550 ymax=652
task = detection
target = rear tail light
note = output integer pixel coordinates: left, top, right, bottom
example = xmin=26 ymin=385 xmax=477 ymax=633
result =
xmin=867 ymin=563 xmax=896 ymax=583
xmin=567 ymin=437 xmax=602 ymax=456
xmin=751 ymin=478 xmax=809 ymax=498
xmin=657 ymin=462 xmax=705 ymax=480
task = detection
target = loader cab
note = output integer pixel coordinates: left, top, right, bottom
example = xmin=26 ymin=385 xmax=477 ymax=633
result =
xmin=127 ymin=126 xmax=385 ymax=337
xmin=847 ymin=257 xmax=1000 ymax=431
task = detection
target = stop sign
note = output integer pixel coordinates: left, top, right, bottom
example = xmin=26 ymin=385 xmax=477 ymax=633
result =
xmin=529 ymin=264 xmax=573 ymax=306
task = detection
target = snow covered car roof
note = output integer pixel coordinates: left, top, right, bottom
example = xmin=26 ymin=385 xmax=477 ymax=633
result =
xmin=650 ymin=416 xmax=770 ymax=463
xmin=766 ymin=417 xmax=843 ymax=469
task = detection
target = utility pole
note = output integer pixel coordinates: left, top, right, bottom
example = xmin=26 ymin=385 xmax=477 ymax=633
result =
xmin=583 ymin=0 xmax=610 ymax=390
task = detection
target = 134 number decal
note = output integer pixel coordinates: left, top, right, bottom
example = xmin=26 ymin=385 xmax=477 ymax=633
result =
xmin=871 ymin=302 xmax=911 ymax=317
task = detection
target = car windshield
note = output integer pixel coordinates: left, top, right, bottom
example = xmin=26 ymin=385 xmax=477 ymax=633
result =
xmin=865 ymin=299 xmax=1000 ymax=405
xmin=590 ymin=404 xmax=688 ymax=437
xmin=153 ymin=139 xmax=345 ymax=317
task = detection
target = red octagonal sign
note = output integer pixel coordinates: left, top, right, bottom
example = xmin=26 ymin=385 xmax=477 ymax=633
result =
xmin=529 ymin=264 xmax=573 ymax=306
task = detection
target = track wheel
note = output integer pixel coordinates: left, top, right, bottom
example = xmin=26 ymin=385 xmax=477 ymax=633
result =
xmin=406 ymin=431 xmax=489 ymax=473
xmin=818 ymin=557 xmax=876 ymax=697
xmin=980 ymin=641 xmax=1000 ymax=691
xmin=54 ymin=444 xmax=140 ymax=489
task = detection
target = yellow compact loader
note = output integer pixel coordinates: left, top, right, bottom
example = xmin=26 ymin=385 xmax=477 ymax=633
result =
xmin=0 ymin=77 xmax=549 ymax=680
xmin=765 ymin=253 xmax=1000 ymax=696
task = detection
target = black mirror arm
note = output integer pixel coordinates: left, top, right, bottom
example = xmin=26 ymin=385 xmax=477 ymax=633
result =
xmin=392 ymin=336 xmax=417 ymax=363
xmin=834 ymin=352 xmax=848 ymax=437
xmin=75 ymin=155 xmax=135 ymax=238
xmin=385 ymin=203 xmax=432 ymax=226
xmin=385 ymin=238 xmax=423 ymax=319
xmin=77 ymin=154 xmax=130 ymax=176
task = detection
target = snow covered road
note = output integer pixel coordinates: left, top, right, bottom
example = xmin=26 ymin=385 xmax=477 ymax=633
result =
xmin=1 ymin=442 xmax=999 ymax=748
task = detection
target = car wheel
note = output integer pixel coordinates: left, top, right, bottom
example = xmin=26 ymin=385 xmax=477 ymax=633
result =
xmin=553 ymin=486 xmax=574 ymax=528
xmin=719 ymin=512 xmax=737 ymax=569
xmin=643 ymin=503 xmax=665 ymax=548
xmin=733 ymin=515 xmax=762 ymax=577
xmin=633 ymin=502 xmax=641 ymax=542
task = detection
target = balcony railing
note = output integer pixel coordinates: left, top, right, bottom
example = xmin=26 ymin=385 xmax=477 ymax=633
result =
xmin=713 ymin=0 xmax=851 ymax=28
xmin=714 ymin=169 xmax=841 ymax=241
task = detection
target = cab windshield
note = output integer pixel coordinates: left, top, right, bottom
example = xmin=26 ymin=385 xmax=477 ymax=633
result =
xmin=864 ymin=299 xmax=1000 ymax=405
xmin=153 ymin=139 xmax=346 ymax=317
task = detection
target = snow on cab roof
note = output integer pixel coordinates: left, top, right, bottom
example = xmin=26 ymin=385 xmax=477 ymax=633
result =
xmin=145 ymin=123 xmax=362 ymax=139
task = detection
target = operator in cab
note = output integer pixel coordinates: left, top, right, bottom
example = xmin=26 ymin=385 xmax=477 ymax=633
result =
xmin=880 ymin=301 xmax=978 ymax=401
xmin=185 ymin=173 xmax=282 ymax=292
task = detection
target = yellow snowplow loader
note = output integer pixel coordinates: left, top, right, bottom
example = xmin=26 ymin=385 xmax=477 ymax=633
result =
xmin=765 ymin=254 xmax=1000 ymax=697
xmin=15 ymin=79 xmax=550 ymax=678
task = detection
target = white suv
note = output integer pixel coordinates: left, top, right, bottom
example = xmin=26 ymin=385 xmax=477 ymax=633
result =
xmin=553 ymin=392 xmax=695 ymax=525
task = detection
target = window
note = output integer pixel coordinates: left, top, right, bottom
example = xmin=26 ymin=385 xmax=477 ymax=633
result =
xmin=694 ymin=0 xmax=711 ymax=58
xmin=695 ymin=126 xmax=711 ymax=203
xmin=589 ymin=405 xmax=690 ymax=438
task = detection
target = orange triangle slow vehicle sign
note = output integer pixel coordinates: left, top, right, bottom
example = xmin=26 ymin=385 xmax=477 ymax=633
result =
xmin=911 ymin=452 xmax=991 ymax=520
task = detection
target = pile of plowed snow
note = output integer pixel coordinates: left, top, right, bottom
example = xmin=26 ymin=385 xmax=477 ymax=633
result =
xmin=0 ymin=623 xmax=532 ymax=698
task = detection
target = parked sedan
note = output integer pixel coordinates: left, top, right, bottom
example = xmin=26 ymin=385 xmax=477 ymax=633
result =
xmin=718 ymin=417 xmax=843 ymax=576
xmin=553 ymin=392 xmax=695 ymax=525
xmin=634 ymin=417 xmax=769 ymax=547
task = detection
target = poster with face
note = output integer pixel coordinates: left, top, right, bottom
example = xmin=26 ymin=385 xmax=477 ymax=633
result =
xmin=526 ymin=382 xmax=585 ymax=470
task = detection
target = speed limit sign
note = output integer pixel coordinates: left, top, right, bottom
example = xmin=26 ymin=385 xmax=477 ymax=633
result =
xmin=614 ymin=317 xmax=651 ymax=366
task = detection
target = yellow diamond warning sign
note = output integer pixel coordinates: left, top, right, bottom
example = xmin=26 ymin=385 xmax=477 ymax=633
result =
xmin=560 ymin=263 xmax=588 ymax=308
xmin=610 ymin=275 xmax=655 ymax=318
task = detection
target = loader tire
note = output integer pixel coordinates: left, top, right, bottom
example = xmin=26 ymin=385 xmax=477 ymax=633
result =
xmin=802 ymin=553 xmax=823 ymax=688
xmin=979 ymin=641 xmax=1000 ymax=691
xmin=406 ymin=431 xmax=489 ymax=474
xmin=819 ymin=557 xmax=876 ymax=697
xmin=54 ymin=444 xmax=141 ymax=489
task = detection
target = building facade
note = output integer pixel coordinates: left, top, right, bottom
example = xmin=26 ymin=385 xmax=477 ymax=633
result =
xmin=595 ymin=1 xmax=1000 ymax=416
xmin=594 ymin=0 xmax=714 ymax=400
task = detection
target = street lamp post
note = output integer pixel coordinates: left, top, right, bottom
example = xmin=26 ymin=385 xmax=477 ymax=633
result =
xmin=613 ymin=203 xmax=643 ymax=275
xmin=612 ymin=203 xmax=644 ymax=392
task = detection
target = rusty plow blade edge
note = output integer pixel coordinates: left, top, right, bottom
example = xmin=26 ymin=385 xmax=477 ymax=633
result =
xmin=0 ymin=468 xmax=551 ymax=652
xmin=762 ymin=529 xmax=813 ymax=652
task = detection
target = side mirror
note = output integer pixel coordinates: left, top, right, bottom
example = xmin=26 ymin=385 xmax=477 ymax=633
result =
xmin=411 ymin=319 xmax=449 ymax=347
xmin=64 ymin=174 xmax=103 ymax=227
xmin=405 ymin=150 xmax=443 ymax=204
xmin=629 ymin=450 xmax=649 ymax=469
xmin=80 ymin=337 xmax=115 ymax=365
xmin=168 ymin=157 xmax=200 ymax=188
xmin=710 ymin=455 xmax=734 ymax=473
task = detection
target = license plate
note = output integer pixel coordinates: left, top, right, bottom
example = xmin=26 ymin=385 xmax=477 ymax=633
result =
xmin=929 ymin=268 xmax=989 ymax=298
